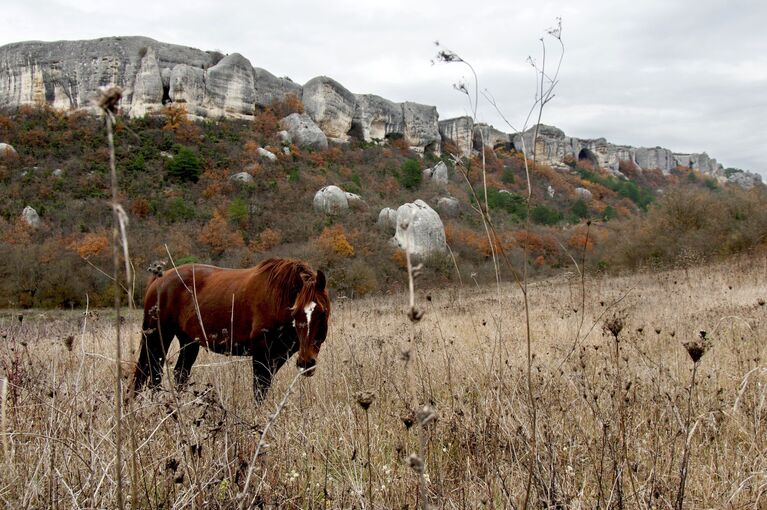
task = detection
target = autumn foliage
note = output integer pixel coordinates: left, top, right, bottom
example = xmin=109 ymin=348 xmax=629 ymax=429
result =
xmin=198 ymin=210 xmax=244 ymax=255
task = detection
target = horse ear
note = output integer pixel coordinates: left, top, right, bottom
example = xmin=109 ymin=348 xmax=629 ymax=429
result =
xmin=316 ymin=270 xmax=326 ymax=292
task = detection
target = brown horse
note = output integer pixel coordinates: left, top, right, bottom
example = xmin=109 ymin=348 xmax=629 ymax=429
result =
xmin=132 ymin=258 xmax=330 ymax=401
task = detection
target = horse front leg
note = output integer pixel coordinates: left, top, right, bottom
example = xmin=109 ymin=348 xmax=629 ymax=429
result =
xmin=173 ymin=334 xmax=200 ymax=389
xmin=251 ymin=351 xmax=273 ymax=402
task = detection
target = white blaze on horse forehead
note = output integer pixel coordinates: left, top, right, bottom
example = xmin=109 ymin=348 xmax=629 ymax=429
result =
xmin=304 ymin=301 xmax=317 ymax=328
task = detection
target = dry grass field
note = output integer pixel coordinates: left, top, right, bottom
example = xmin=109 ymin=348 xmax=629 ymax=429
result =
xmin=1 ymin=256 xmax=766 ymax=508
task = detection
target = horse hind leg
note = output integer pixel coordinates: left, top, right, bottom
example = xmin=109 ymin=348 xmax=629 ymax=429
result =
xmin=173 ymin=333 xmax=200 ymax=389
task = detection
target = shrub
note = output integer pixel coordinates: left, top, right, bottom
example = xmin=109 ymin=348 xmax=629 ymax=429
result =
xmin=227 ymin=197 xmax=248 ymax=228
xmin=571 ymin=199 xmax=589 ymax=219
xmin=531 ymin=205 xmax=562 ymax=225
xmin=399 ymin=159 xmax=422 ymax=190
xmin=318 ymin=225 xmax=355 ymax=258
xmin=199 ymin=210 xmax=244 ymax=256
xmin=166 ymin=146 xmax=202 ymax=182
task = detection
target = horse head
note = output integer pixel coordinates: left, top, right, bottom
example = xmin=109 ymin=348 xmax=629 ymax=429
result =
xmin=291 ymin=269 xmax=330 ymax=376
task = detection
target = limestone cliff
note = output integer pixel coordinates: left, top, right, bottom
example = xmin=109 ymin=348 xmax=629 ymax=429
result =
xmin=0 ymin=36 xmax=442 ymax=153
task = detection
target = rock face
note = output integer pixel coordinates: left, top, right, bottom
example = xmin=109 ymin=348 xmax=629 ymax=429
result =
xmin=280 ymin=113 xmax=328 ymax=150
xmin=205 ymin=53 xmax=257 ymax=118
xmin=727 ymin=170 xmax=762 ymax=189
xmin=393 ymin=199 xmax=447 ymax=258
xmin=438 ymin=116 xmax=474 ymax=157
xmin=253 ymin=68 xmax=302 ymax=107
xmin=502 ymin=123 xmax=727 ymax=177
xmin=402 ymin=102 xmax=441 ymax=154
xmin=0 ymin=36 xmax=746 ymax=174
xmin=351 ymin=94 xmax=404 ymax=141
xmin=634 ymin=147 xmax=676 ymax=174
xmin=313 ymin=185 xmax=348 ymax=215
xmin=302 ymin=76 xmax=356 ymax=142
xmin=21 ymin=206 xmax=40 ymax=228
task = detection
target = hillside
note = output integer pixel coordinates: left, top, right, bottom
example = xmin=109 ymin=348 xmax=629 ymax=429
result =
xmin=0 ymin=102 xmax=766 ymax=308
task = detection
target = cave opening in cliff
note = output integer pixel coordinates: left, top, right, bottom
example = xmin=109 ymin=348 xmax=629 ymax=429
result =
xmin=161 ymin=84 xmax=171 ymax=105
xmin=578 ymin=148 xmax=599 ymax=167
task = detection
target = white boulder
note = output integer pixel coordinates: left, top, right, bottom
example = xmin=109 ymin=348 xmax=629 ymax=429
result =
xmin=21 ymin=206 xmax=40 ymax=228
xmin=313 ymin=185 xmax=348 ymax=215
xmin=377 ymin=207 xmax=397 ymax=233
xmin=257 ymin=147 xmax=277 ymax=162
xmin=280 ymin=113 xmax=328 ymax=150
xmin=575 ymin=187 xmax=593 ymax=202
xmin=394 ymin=200 xmax=447 ymax=258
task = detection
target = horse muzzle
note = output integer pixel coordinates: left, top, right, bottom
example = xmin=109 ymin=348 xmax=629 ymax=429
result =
xmin=296 ymin=357 xmax=317 ymax=376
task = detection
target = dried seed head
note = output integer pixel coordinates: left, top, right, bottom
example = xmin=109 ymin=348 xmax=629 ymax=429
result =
xmin=97 ymin=86 xmax=123 ymax=114
xmin=407 ymin=453 xmax=424 ymax=473
xmin=401 ymin=411 xmax=415 ymax=429
xmin=683 ymin=331 xmax=710 ymax=363
xmin=416 ymin=404 xmax=437 ymax=427
xmin=63 ymin=335 xmax=74 ymax=352
xmin=408 ymin=307 xmax=424 ymax=323
xmin=354 ymin=390 xmax=375 ymax=410
xmin=603 ymin=315 xmax=624 ymax=339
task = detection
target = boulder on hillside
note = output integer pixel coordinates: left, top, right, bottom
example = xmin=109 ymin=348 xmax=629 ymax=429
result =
xmin=302 ymin=76 xmax=356 ymax=141
xmin=0 ymin=143 xmax=17 ymax=158
xmin=345 ymin=192 xmax=367 ymax=210
xmin=575 ymin=187 xmax=593 ymax=202
xmin=257 ymin=147 xmax=277 ymax=162
xmin=313 ymin=185 xmax=348 ymax=215
xmin=377 ymin=207 xmax=397 ymax=233
xmin=394 ymin=199 xmax=447 ymax=258
xmin=430 ymin=161 xmax=449 ymax=186
xmin=437 ymin=196 xmax=460 ymax=218
xmin=280 ymin=113 xmax=328 ymax=150
xmin=21 ymin=206 xmax=40 ymax=228
xmin=229 ymin=172 xmax=254 ymax=184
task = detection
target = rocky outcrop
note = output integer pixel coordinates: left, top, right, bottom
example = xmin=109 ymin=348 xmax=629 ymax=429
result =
xmin=351 ymin=94 xmax=404 ymax=141
xmin=0 ymin=36 xmax=441 ymax=154
xmin=504 ymin=123 xmax=726 ymax=177
xmin=279 ymin=113 xmax=328 ymax=150
xmin=205 ymin=53 xmax=257 ymax=118
xmin=345 ymin=192 xmax=366 ymax=210
xmin=253 ymin=68 xmax=302 ymax=107
xmin=302 ymin=76 xmax=356 ymax=142
xmin=402 ymin=102 xmax=441 ymax=155
xmin=393 ymin=199 xmax=447 ymax=258
xmin=438 ymin=116 xmax=474 ymax=157
xmin=634 ymin=147 xmax=676 ymax=174
xmin=727 ymin=170 xmax=762 ymax=189
xmin=0 ymin=36 xmax=748 ymax=173
xmin=168 ymin=64 xmax=206 ymax=116
xmin=313 ymin=185 xmax=349 ymax=215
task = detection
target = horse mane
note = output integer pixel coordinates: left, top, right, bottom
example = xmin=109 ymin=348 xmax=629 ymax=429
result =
xmin=257 ymin=258 xmax=323 ymax=312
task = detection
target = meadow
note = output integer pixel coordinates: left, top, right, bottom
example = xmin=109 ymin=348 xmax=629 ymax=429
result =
xmin=0 ymin=255 xmax=765 ymax=508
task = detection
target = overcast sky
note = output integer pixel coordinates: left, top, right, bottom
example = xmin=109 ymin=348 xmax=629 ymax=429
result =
xmin=2 ymin=0 xmax=765 ymax=174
